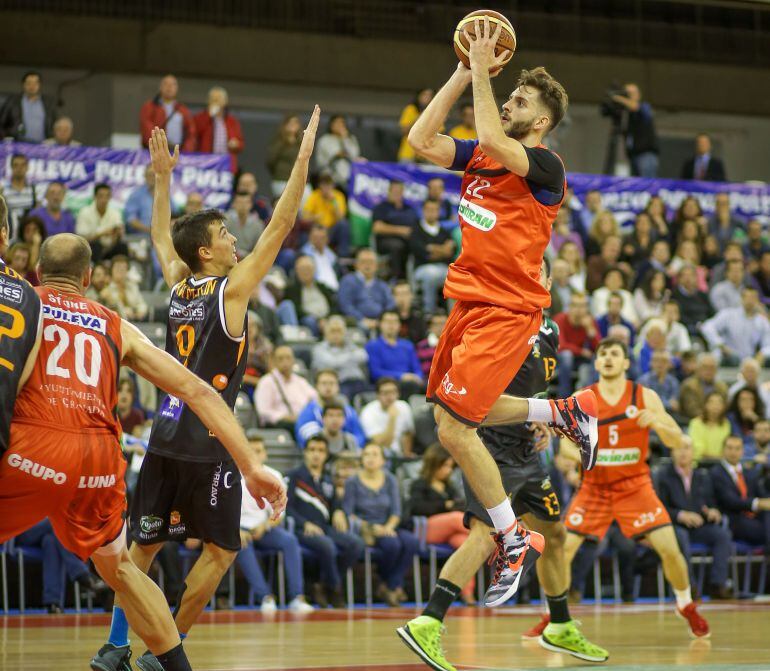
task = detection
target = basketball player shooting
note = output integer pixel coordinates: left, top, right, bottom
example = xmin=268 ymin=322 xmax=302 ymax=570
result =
xmin=408 ymin=16 xmax=598 ymax=607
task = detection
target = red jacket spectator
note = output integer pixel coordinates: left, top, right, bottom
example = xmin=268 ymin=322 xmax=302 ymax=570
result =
xmin=139 ymin=76 xmax=196 ymax=152
xmin=194 ymin=109 xmax=244 ymax=172
xmin=554 ymin=296 xmax=601 ymax=357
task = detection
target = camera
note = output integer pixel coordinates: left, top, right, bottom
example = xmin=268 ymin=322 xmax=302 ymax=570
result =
xmin=599 ymin=83 xmax=627 ymax=122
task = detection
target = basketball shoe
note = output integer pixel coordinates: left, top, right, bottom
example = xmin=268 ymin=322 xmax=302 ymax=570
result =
xmin=549 ymin=389 xmax=599 ymax=470
xmin=540 ymin=621 xmax=609 ymax=662
xmin=136 ymin=650 xmax=164 ymax=671
xmin=677 ymin=603 xmax=710 ymax=638
xmin=89 ymin=643 xmax=132 ymax=671
xmin=397 ymin=615 xmax=456 ymax=671
xmin=484 ymin=523 xmax=545 ymax=607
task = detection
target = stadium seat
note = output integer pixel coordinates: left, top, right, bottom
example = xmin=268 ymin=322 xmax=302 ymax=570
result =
xmin=353 ymin=391 xmax=377 ymax=413
xmin=235 ymin=392 xmax=258 ymax=430
xmin=412 ymin=516 xmax=455 ymax=606
xmin=408 ymin=394 xmax=427 ymax=414
xmin=688 ymin=542 xmax=714 ymax=595
xmin=731 ymin=542 xmax=767 ymax=595
xmin=413 ymin=405 xmax=437 ymax=453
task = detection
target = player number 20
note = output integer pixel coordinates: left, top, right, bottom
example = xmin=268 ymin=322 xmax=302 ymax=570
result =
xmin=44 ymin=324 xmax=102 ymax=387
xmin=0 ymin=304 xmax=25 ymax=372
xmin=609 ymin=424 xmax=619 ymax=446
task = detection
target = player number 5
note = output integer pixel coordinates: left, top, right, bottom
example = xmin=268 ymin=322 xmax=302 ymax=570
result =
xmin=609 ymin=424 xmax=619 ymax=446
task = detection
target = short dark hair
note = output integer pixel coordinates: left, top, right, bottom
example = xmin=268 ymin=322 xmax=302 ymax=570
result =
xmin=39 ymin=233 xmax=92 ymax=282
xmin=111 ymin=254 xmax=129 ymax=268
xmin=172 ymin=209 xmax=224 ymax=273
xmin=315 ymin=369 xmax=339 ymax=384
xmin=318 ymin=174 xmax=334 ymax=186
xmin=118 ymin=378 xmax=134 ymax=394
xmin=306 ymin=434 xmax=329 ymax=450
xmin=608 ymin=291 xmax=624 ymax=303
xmin=355 ymin=247 xmax=375 ymax=259
xmin=322 ymin=401 xmax=345 ymax=416
xmin=514 ymin=67 xmax=569 ymax=132
xmin=596 ymin=337 xmax=629 ymax=359
xmin=389 ymin=180 xmax=404 ymax=188
xmin=22 ymin=71 xmax=41 ymax=83
xmin=93 ymin=182 xmax=111 ymax=196
xmin=10 ymin=153 xmax=27 ymax=164
xmin=423 ymin=198 xmax=440 ymax=208
xmin=376 ymin=376 xmax=399 ymax=393
xmin=380 ymin=309 xmax=400 ymax=322
xmin=723 ymin=434 xmax=742 ymax=449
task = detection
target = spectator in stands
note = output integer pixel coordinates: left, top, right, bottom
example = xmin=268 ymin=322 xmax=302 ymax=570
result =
xmin=343 ymin=443 xmax=419 ymax=605
xmin=621 ymin=212 xmax=657 ymax=268
xmin=638 ymin=349 xmax=680 ymax=414
xmin=550 ymin=206 xmax=584 ymax=256
xmin=85 ymin=262 xmax=110 ymax=303
xmin=233 ymin=172 xmax=272 ymax=222
xmin=393 ymin=281 xmax=425 ymax=344
xmin=287 ymin=435 xmax=364 ymax=608
xmin=643 ymin=195 xmax=670 ymax=239
xmin=182 ymin=191 xmax=204 ymax=216
xmin=140 ymin=74 xmax=195 ymax=151
xmin=673 ymin=197 xmax=708 ymax=240
xmin=633 ymin=269 xmax=668 ymax=322
xmin=743 ymin=219 xmax=770 ymax=268
xmin=574 ymin=189 xmax=603 ymax=235
xmin=100 ymin=255 xmax=148 ymax=321
xmin=702 ymin=287 xmax=770 ymax=365
xmin=117 ymin=378 xmax=147 ymax=437
xmin=124 ymin=165 xmax=155 ymax=236
xmin=710 ymin=259 xmax=748 ymax=311
xmin=321 ymin=402 xmax=360 ymax=455
xmin=426 ymin=177 xmax=454 ymax=224
xmin=634 ymin=239 xmax=671 ymax=289
xmin=242 ymin=311 xmax=273 ymax=397
xmin=255 ymin=345 xmax=318 ymax=431
xmin=688 ymin=392 xmax=731 ymax=461
xmin=194 ymin=86 xmax=244 ymax=172
xmin=596 ymin=291 xmax=636 ymax=346
xmin=558 ymin=240 xmax=587 ymax=292
xmin=669 ymin=241 xmax=708 ymax=293
xmin=398 ymin=88 xmax=435 ymax=162
xmin=296 ymin=368 xmax=366 ymax=449
xmin=315 ymin=115 xmax=361 ymax=192
xmin=0 ymin=71 xmax=57 ymax=143
xmin=591 ymin=268 xmax=638 ymax=327
xmin=2 ymin=153 xmax=37 ymax=238
xmin=710 ymin=241 xmax=743 ymax=288
xmin=5 ymin=241 xmax=38 ymax=285
xmin=285 ymin=255 xmax=336 ymax=336
xmin=656 ymin=440 xmax=733 ymax=599
xmin=301 ymin=223 xmax=340 ymax=291
xmin=360 ymin=377 xmax=415 ymax=458
xmin=14 ymin=519 xmax=106 ymax=613
xmin=702 ymin=234 xmax=722 ymax=270
xmin=659 ymin=300 xmax=692 ymax=356
xmin=338 ymin=248 xmax=395 ymax=331
xmin=236 ymin=436 xmax=314 ymax=614
xmin=29 ymin=181 xmax=74 ymax=236
xmin=43 ymin=116 xmax=80 ymax=147
xmin=680 ymin=351 xmax=728 ymax=420
xmin=612 ymin=83 xmax=659 ymax=177
xmin=372 ymin=180 xmax=417 ymax=280
xmin=75 ymin=183 xmax=128 ymax=262
xmin=248 ymin=287 xmax=284 ymax=345
xmin=671 ymin=264 xmax=712 ymax=336
xmin=226 ymin=191 xmax=265 ymax=259
xmin=448 ymin=102 xmax=476 ymax=140
xmin=709 ymin=193 xmax=742 ymax=251
xmin=634 ymin=317 xmax=666 ymax=376
xmin=416 ymin=311 xmax=447 ymax=378
xmin=549 ymin=258 xmax=573 ymax=315
xmin=586 ymin=210 xmax=620 ymax=259
xmin=554 ymin=292 xmax=600 ymax=398
xmin=728 ymin=358 xmax=770 ymax=410
xmin=267 ymin=113 xmax=307 ymax=198
xmin=302 ymin=175 xmax=350 ymax=257
xmin=15 ymin=215 xmax=45 ymax=264
xmin=752 ymin=420 xmax=770 ymax=464
xmin=712 ymin=435 xmax=770 ymax=552
xmin=311 ymin=318 xmax=369 ymax=401
xmin=410 ymin=199 xmax=455 ymax=314
xmin=365 ymin=310 xmax=424 ymax=396
xmin=680 ymin=133 xmax=727 ymax=182
xmin=752 ymin=251 xmax=770 ymax=305
xmin=728 ymin=388 xmax=765 ymax=452
xmin=586 ymin=235 xmax=623 ymax=293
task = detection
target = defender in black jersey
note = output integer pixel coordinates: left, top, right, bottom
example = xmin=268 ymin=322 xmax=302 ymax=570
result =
xmin=0 ymin=196 xmax=42 ymax=454
xmin=93 ymin=116 xmax=320 ymax=671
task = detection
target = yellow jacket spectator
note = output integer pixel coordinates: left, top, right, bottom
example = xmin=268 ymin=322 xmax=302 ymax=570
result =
xmin=688 ymin=391 xmax=731 ymax=461
xmin=303 ymin=176 xmax=347 ymax=229
xmin=397 ymin=88 xmax=437 ymax=162
xmin=448 ymin=103 xmax=477 ymax=140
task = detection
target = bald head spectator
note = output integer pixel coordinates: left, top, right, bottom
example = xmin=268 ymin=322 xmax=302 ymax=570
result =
xmin=43 ymin=116 xmax=81 ymax=147
xmin=194 ymin=86 xmax=244 ymax=172
xmin=139 ymin=74 xmax=196 ymax=152
xmin=337 ymin=248 xmax=395 ymax=331
xmin=680 ymin=134 xmax=726 ymax=182
xmin=0 ymin=71 xmax=57 ymax=142
xmin=29 ymin=182 xmax=74 ymax=236
xmin=702 ymin=287 xmax=770 ymax=366
xmin=679 ymin=353 xmax=728 ymax=420
xmin=671 ymin=263 xmax=713 ymax=335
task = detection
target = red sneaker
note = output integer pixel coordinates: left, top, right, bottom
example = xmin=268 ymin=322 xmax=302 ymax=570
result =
xmin=677 ymin=603 xmax=710 ymax=638
xmin=549 ymin=389 xmax=599 ymax=470
xmin=522 ymin=613 xmax=550 ymax=640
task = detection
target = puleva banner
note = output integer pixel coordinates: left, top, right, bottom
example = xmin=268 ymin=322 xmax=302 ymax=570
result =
xmin=348 ymin=160 xmax=770 ymax=246
xmin=0 ymin=141 xmax=233 ymax=214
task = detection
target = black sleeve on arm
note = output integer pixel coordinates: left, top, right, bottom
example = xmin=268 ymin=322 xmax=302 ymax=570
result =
xmin=523 ymin=146 xmax=565 ymax=205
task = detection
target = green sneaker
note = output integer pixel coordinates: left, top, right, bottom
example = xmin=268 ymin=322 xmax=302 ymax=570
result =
xmin=397 ymin=615 xmax=456 ymax=671
xmin=539 ymin=620 xmax=609 ymax=663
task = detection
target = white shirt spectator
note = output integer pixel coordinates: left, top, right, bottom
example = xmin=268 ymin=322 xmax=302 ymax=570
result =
xmin=300 ymin=241 xmax=339 ymax=291
xmin=701 ymin=307 xmax=770 ymax=362
xmin=76 ymin=203 xmax=123 ymax=249
xmin=590 ymin=287 xmax=638 ymax=325
xmin=359 ymin=399 xmax=414 ymax=457
xmin=639 ymin=318 xmax=692 ymax=354
xmin=240 ymin=465 xmax=285 ymax=529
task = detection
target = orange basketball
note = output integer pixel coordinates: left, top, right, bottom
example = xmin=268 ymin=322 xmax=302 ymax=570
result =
xmin=453 ymin=9 xmax=516 ymax=71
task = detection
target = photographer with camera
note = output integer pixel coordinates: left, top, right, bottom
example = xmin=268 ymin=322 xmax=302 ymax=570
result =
xmin=602 ymin=83 xmax=659 ymax=178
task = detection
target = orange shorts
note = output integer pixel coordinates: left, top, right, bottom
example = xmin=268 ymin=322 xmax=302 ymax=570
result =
xmin=0 ymin=420 xmax=127 ymax=561
xmin=427 ymin=301 xmax=542 ymax=426
xmin=564 ymin=475 xmax=671 ymax=541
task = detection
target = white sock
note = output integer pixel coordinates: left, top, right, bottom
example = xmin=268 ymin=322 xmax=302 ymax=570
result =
xmin=674 ymin=587 xmax=692 ymax=610
xmin=486 ymin=499 xmax=517 ymax=533
xmin=527 ymin=398 xmax=556 ymax=423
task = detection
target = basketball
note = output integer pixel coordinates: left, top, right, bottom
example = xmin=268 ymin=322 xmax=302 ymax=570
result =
xmin=453 ymin=9 xmax=517 ymax=70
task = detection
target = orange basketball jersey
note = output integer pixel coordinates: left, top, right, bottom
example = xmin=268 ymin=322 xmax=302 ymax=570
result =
xmin=444 ymin=143 xmax=565 ymax=313
xmin=583 ymin=380 xmax=650 ymax=487
xmin=14 ymin=287 xmax=123 ymax=437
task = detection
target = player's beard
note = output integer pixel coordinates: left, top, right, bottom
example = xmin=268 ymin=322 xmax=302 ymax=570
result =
xmin=600 ymin=367 xmax=624 ymax=381
xmin=503 ymin=114 xmax=537 ymax=140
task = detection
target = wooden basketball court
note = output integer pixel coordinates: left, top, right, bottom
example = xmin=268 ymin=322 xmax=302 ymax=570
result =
xmin=2 ymin=601 xmax=769 ymax=670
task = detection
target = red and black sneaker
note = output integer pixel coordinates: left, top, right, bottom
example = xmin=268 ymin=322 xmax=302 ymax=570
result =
xmin=522 ymin=613 xmax=550 ymax=640
xmin=677 ymin=602 xmax=710 ymax=638
xmin=484 ymin=523 xmax=545 ymax=608
xmin=549 ymin=389 xmax=599 ymax=470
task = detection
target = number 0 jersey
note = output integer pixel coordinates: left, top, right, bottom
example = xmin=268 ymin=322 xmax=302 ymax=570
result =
xmin=0 ymin=260 xmax=42 ymax=454
xmin=148 ymin=275 xmax=247 ymax=463
xmin=13 ymin=286 xmax=123 ymax=437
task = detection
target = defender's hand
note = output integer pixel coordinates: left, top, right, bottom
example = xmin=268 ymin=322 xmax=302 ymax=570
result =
xmin=149 ymin=127 xmax=179 ymax=176
xmin=298 ymin=105 xmax=321 ymax=163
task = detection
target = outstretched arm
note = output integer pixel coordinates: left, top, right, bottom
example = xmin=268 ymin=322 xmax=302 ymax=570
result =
xmin=148 ymin=128 xmax=190 ymax=288
xmin=120 ymin=318 xmax=287 ymax=517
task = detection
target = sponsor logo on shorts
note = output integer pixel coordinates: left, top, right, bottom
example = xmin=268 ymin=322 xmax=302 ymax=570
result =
xmin=7 ymin=453 xmax=67 ymax=484
xmin=169 ymin=301 xmax=205 ymax=321
xmin=139 ymin=515 xmax=164 ymax=534
xmin=211 ymin=462 xmax=223 ymax=507
xmin=596 ymin=447 xmax=641 ymax=466
xmin=527 ymin=334 xmax=538 ymax=346
xmin=0 ymin=278 xmax=23 ymax=304
xmin=170 ymin=510 xmax=181 ymax=526
xmin=625 ymin=405 xmax=639 ymax=419
xmin=568 ymin=512 xmax=584 ymax=526
xmin=632 ymin=507 xmax=664 ymax=529
xmin=458 ymin=197 xmax=497 ymax=231
xmin=42 ymin=304 xmax=106 ymax=334
xmin=78 ymin=474 xmax=116 ymax=489
xmin=441 ymin=373 xmax=467 ymax=397
xmin=168 ymin=510 xmax=186 ymax=536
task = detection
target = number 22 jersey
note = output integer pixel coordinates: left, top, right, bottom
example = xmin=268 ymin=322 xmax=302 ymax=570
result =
xmin=148 ymin=275 xmax=247 ymax=463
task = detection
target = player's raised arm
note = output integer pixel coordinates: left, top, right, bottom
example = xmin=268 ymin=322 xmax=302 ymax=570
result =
xmin=638 ymin=387 xmax=686 ymax=450
xmin=224 ymin=106 xmax=320 ymax=314
xmin=407 ymin=66 xmax=473 ymax=168
xmin=120 ymin=318 xmax=287 ymax=517
xmin=148 ymin=127 xmax=190 ymax=288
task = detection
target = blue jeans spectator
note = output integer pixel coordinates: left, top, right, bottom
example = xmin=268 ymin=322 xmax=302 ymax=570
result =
xmin=631 ymin=152 xmax=659 ymax=178
xmin=374 ymin=529 xmax=420 ymax=591
xmin=413 ymin=263 xmax=448 ymax=313
xmin=330 ymin=219 xmax=351 ymax=258
xmin=15 ymin=519 xmax=91 ymax=607
xmin=237 ymin=527 xmax=305 ymax=602
xmin=673 ymin=523 xmax=732 ymax=589
xmin=298 ymin=528 xmax=365 ymax=590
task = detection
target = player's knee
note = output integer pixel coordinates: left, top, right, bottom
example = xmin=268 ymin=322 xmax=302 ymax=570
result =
xmin=436 ymin=416 xmax=472 ymax=451
xmin=543 ymin=522 xmax=567 ymax=549
xmin=203 ymin=543 xmax=237 ymax=573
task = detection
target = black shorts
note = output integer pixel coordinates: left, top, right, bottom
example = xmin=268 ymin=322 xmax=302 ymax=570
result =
xmin=130 ymin=452 xmax=241 ymax=552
